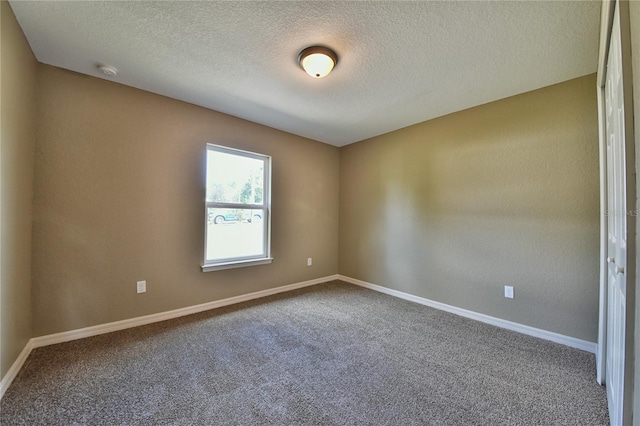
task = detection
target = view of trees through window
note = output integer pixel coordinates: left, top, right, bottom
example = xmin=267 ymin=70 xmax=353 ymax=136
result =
xmin=206 ymin=150 xmax=264 ymax=222
xmin=206 ymin=150 xmax=264 ymax=204
xmin=204 ymin=145 xmax=270 ymax=266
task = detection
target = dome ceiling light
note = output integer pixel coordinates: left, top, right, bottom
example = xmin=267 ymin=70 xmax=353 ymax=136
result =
xmin=298 ymin=46 xmax=338 ymax=79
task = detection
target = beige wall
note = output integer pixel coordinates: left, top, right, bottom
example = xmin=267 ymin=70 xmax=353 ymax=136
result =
xmin=32 ymin=64 xmax=340 ymax=336
xmin=2 ymin=9 xmax=604 ymax=349
xmin=340 ymin=74 xmax=600 ymax=342
xmin=1 ymin=0 xmax=37 ymax=378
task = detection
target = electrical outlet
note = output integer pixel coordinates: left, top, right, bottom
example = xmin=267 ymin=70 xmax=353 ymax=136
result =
xmin=504 ymin=285 xmax=514 ymax=299
xmin=137 ymin=280 xmax=146 ymax=294
xmin=307 ymin=258 xmax=313 ymax=266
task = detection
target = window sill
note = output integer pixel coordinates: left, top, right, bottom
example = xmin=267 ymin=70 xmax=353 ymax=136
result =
xmin=201 ymin=257 xmax=273 ymax=272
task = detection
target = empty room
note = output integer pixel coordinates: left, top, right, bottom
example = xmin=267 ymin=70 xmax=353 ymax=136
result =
xmin=2 ymin=0 xmax=640 ymax=424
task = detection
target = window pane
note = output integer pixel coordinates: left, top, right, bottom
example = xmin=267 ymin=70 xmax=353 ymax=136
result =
xmin=206 ymin=208 xmax=265 ymax=261
xmin=206 ymin=150 xmax=264 ymax=204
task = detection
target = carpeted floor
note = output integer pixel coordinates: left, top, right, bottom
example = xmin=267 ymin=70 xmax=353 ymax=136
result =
xmin=1 ymin=280 xmax=609 ymax=425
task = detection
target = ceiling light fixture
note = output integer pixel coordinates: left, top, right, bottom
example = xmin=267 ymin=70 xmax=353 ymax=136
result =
xmin=298 ymin=46 xmax=338 ymax=79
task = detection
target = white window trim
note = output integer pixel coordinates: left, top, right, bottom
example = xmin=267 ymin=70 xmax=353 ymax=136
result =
xmin=202 ymin=144 xmax=272 ymax=272
xmin=202 ymin=257 xmax=273 ymax=272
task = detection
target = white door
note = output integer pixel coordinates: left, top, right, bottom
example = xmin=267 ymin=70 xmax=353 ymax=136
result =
xmin=605 ymin=2 xmax=628 ymax=424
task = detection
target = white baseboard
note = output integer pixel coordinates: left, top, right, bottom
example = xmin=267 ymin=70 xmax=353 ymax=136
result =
xmin=338 ymin=275 xmax=597 ymax=353
xmin=0 ymin=339 xmax=34 ymax=400
xmin=31 ymin=274 xmax=339 ymax=349
xmin=1 ymin=273 xmax=595 ymax=401
xmin=0 ymin=274 xmax=338 ymax=400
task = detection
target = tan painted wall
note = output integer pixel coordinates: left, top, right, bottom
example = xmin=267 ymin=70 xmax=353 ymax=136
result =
xmin=0 ymin=0 xmax=37 ymax=378
xmin=32 ymin=64 xmax=340 ymax=336
xmin=339 ymin=74 xmax=600 ymax=342
xmin=5 ymin=16 xmax=603 ymax=349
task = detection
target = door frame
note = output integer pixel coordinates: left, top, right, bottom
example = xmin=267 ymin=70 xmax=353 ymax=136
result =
xmin=596 ymin=0 xmax=615 ymax=386
xmin=596 ymin=1 xmax=637 ymax=423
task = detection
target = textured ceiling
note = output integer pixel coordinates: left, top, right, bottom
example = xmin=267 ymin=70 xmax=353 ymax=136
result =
xmin=9 ymin=1 xmax=600 ymax=146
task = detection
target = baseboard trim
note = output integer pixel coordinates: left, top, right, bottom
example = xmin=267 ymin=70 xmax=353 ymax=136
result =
xmin=1 ymin=274 xmax=337 ymax=401
xmin=31 ymin=275 xmax=339 ymax=349
xmin=338 ymin=275 xmax=597 ymax=353
xmin=3 ymin=273 xmax=594 ymax=400
xmin=0 ymin=339 xmax=34 ymax=400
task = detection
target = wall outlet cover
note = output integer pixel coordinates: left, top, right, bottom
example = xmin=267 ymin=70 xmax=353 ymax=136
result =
xmin=504 ymin=285 xmax=514 ymax=299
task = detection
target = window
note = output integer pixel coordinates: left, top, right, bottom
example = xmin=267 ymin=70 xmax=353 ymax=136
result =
xmin=202 ymin=144 xmax=272 ymax=271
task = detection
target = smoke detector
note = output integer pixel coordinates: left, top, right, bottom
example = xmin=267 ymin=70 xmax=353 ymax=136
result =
xmin=97 ymin=65 xmax=118 ymax=77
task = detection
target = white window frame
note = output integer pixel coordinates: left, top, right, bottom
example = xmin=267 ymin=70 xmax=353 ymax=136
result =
xmin=202 ymin=144 xmax=272 ymax=272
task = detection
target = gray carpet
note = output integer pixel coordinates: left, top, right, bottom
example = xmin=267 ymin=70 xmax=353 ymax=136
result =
xmin=1 ymin=281 xmax=609 ymax=425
